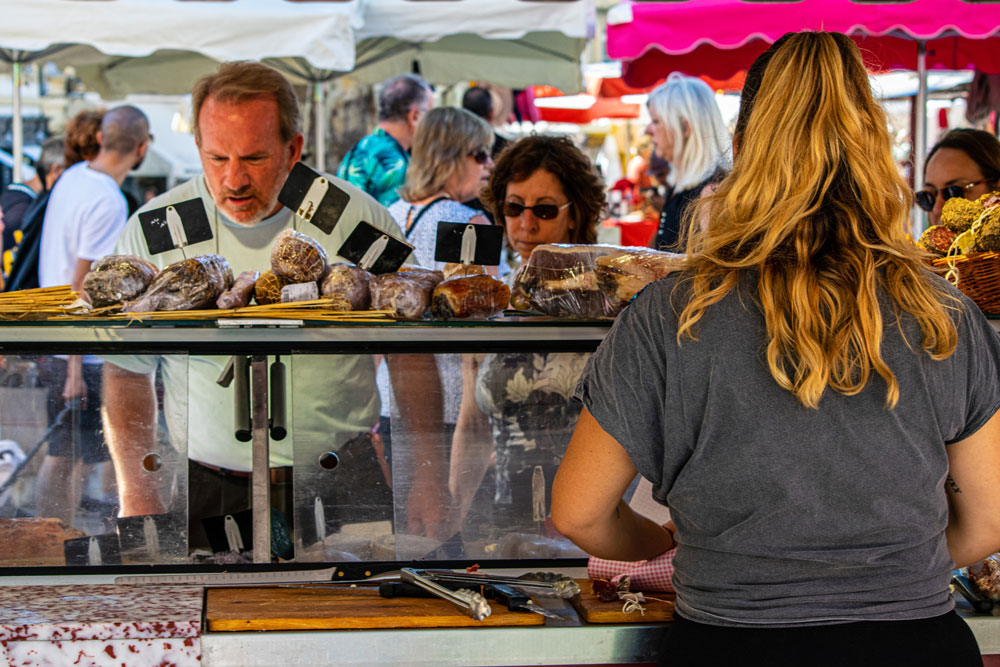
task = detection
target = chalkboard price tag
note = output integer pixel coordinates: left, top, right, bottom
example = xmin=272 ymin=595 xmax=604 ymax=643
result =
xmin=137 ymin=198 xmax=213 ymax=255
xmin=278 ymin=162 xmax=351 ymax=235
xmin=434 ymin=221 xmax=503 ymax=265
xmin=338 ymin=221 xmax=413 ymax=274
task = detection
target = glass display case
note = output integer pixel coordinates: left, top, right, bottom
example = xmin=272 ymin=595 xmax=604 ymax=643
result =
xmin=0 ymin=317 xmax=609 ymax=574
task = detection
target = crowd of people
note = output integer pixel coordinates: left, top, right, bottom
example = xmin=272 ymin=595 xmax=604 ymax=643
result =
xmin=0 ymin=29 xmax=999 ymax=661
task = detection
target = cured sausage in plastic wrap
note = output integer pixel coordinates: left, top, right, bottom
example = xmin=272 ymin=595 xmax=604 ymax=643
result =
xmin=125 ymin=254 xmax=234 ymax=312
xmin=442 ymin=262 xmax=485 ymax=280
xmin=431 ymin=274 xmax=510 ymax=319
xmin=371 ymin=268 xmax=444 ymax=320
xmin=513 ymin=244 xmax=686 ymax=318
xmin=320 ymin=263 xmax=372 ymax=311
xmin=596 ymin=248 xmax=685 ymax=314
xmin=82 ymin=254 xmax=159 ymax=307
xmin=216 ymin=270 xmax=260 ymax=309
xmin=270 ymin=228 xmax=329 ymax=284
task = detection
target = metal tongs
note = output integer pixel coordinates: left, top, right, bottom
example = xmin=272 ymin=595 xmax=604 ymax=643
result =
xmin=400 ymin=568 xmax=492 ymax=621
xmin=417 ymin=569 xmax=581 ymax=599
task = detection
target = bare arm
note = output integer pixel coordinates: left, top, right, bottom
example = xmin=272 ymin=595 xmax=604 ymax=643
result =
xmin=552 ymin=407 xmax=674 ymax=561
xmin=387 ymin=353 xmax=452 ymax=539
xmin=102 ymin=361 xmax=164 ymax=516
xmin=449 ymin=354 xmax=492 ymax=517
xmin=945 ymin=407 xmax=1000 ymax=568
xmin=62 ymin=259 xmax=95 ymax=402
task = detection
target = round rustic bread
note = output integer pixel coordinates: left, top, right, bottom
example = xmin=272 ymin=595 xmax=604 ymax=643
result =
xmin=270 ymin=229 xmax=329 ymax=284
xmin=254 ymin=270 xmax=290 ymax=305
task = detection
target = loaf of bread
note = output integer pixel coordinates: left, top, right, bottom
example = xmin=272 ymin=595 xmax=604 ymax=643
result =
xmin=431 ymin=274 xmax=510 ymax=319
xmin=270 ymin=229 xmax=329 ymax=284
xmin=82 ymin=254 xmax=159 ymax=307
xmin=125 ymin=254 xmax=233 ymax=312
xmin=320 ymin=263 xmax=373 ymax=311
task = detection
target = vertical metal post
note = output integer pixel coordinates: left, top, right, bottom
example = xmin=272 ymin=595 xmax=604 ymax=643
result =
xmin=912 ymin=40 xmax=928 ymax=238
xmin=12 ymin=58 xmax=23 ymax=184
xmin=250 ymin=355 xmax=271 ymax=563
xmin=314 ymin=81 xmax=326 ymax=173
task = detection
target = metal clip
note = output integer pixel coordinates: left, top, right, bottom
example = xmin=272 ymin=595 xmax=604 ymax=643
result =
xmin=297 ymin=176 xmax=329 ymax=222
xmin=358 ymin=234 xmax=389 ymax=271
xmin=165 ymin=205 xmax=188 ymax=249
xmin=460 ymin=224 xmax=477 ymax=264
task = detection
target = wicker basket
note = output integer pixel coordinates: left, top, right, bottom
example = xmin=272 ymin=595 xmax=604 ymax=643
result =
xmin=932 ymin=251 xmax=1000 ymax=314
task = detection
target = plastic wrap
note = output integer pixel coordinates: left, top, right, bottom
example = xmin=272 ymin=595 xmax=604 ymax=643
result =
xmin=442 ymin=262 xmax=485 ymax=280
xmin=82 ymin=254 xmax=159 ymax=307
xmin=431 ymin=274 xmax=511 ymax=319
xmin=512 ymin=244 xmax=685 ymax=318
xmin=124 ymin=254 xmax=233 ymax=312
xmin=216 ymin=270 xmax=259 ymax=309
xmin=968 ymin=555 xmax=1000 ymax=600
xmin=370 ymin=267 xmax=444 ymax=320
xmin=270 ymin=228 xmax=330 ymax=284
xmin=320 ymin=263 xmax=372 ymax=311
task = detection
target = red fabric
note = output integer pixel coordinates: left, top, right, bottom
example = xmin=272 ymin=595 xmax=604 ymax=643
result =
xmin=610 ymin=218 xmax=658 ymax=247
xmin=610 ymin=0 xmax=1000 ymax=87
xmin=588 ymin=548 xmax=677 ymax=592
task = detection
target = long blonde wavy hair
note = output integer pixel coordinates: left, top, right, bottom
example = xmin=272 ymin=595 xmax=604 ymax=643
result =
xmin=677 ymin=32 xmax=959 ymax=409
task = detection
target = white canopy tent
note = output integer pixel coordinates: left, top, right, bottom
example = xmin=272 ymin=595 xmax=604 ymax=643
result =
xmin=0 ymin=0 xmax=363 ymax=180
xmin=352 ymin=0 xmax=594 ymax=92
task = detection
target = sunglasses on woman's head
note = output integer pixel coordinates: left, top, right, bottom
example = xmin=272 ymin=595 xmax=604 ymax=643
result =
xmin=502 ymin=201 xmax=571 ymax=220
xmin=915 ymin=180 xmax=988 ymax=212
xmin=470 ymin=148 xmax=491 ymax=165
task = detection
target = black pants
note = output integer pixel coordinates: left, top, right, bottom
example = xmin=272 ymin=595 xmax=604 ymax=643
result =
xmin=663 ymin=610 xmax=982 ymax=667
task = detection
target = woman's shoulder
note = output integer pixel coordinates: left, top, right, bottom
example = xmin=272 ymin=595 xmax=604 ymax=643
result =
xmin=429 ymin=199 xmax=479 ymax=222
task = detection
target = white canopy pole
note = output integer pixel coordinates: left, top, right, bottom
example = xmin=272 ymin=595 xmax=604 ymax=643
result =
xmin=314 ymin=81 xmax=325 ymax=173
xmin=11 ymin=57 xmax=22 ymax=184
xmin=912 ymin=40 xmax=928 ymax=238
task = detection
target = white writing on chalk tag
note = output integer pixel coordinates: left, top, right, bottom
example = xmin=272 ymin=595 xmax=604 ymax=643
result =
xmin=281 ymin=282 xmax=320 ymax=303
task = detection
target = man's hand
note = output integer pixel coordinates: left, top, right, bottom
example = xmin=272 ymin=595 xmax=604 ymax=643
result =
xmin=407 ymin=463 xmax=454 ymax=541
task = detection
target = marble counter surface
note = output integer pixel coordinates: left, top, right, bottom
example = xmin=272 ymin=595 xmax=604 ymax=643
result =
xmin=0 ymin=584 xmax=202 ymax=666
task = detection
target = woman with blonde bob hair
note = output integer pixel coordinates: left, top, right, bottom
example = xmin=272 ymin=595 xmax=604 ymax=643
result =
xmin=645 ymin=72 xmax=730 ymax=250
xmin=553 ymin=32 xmax=1000 ymax=666
xmin=389 ymin=106 xmax=493 ymax=268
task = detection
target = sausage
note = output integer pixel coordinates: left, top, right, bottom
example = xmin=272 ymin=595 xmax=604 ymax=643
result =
xmin=216 ymin=270 xmax=260 ymax=309
xmin=431 ymin=274 xmax=510 ymax=319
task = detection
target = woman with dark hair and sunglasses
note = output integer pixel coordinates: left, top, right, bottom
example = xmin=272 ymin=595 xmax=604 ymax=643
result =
xmin=447 ymin=135 xmax=606 ymax=552
xmin=919 ymin=128 xmax=1000 ymax=226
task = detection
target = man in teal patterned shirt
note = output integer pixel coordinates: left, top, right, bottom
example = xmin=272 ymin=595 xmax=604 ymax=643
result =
xmin=337 ymin=74 xmax=433 ymax=207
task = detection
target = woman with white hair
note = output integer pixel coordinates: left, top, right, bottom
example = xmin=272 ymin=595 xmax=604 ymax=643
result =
xmin=645 ymin=72 xmax=731 ymax=250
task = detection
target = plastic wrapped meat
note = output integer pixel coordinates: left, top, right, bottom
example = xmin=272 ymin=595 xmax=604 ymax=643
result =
xmin=254 ymin=270 xmax=290 ymax=305
xmin=216 ymin=270 xmax=260 ymax=309
xmin=124 ymin=254 xmax=233 ymax=312
xmin=596 ymin=248 xmax=685 ymax=314
xmin=82 ymin=254 xmax=159 ymax=307
xmin=513 ymin=244 xmax=685 ymax=318
xmin=968 ymin=555 xmax=1000 ymax=600
xmin=371 ymin=268 xmax=444 ymax=320
xmin=431 ymin=274 xmax=510 ymax=319
xmin=320 ymin=263 xmax=372 ymax=311
xmin=270 ymin=228 xmax=329 ymax=284
xmin=442 ymin=262 xmax=485 ymax=280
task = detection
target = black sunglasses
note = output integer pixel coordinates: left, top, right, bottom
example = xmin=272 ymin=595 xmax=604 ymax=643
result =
xmin=915 ymin=180 xmax=987 ymax=212
xmin=470 ymin=148 xmax=491 ymax=165
xmin=502 ymin=201 xmax=571 ymax=220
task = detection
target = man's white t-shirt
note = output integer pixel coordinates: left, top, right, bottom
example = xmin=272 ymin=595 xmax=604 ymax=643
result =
xmin=39 ymin=161 xmax=127 ymax=288
xmin=111 ymin=174 xmax=403 ymax=472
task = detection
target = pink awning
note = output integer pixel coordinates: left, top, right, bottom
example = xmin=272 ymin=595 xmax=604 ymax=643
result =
xmin=608 ymin=0 xmax=1000 ymax=87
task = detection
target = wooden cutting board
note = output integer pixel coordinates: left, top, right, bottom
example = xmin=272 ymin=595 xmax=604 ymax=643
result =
xmin=205 ymin=585 xmax=546 ymax=631
xmin=569 ymin=579 xmax=675 ymax=624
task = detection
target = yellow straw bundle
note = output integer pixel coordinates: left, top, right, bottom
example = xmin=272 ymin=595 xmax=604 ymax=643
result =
xmin=0 ymin=286 xmax=80 ymax=320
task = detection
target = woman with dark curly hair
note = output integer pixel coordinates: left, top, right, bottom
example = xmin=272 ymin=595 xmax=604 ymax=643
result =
xmin=481 ymin=134 xmax=604 ymax=264
xmin=448 ymin=135 xmax=604 ymax=555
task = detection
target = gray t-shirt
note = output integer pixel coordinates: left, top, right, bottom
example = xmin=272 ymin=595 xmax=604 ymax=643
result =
xmin=577 ymin=272 xmax=1000 ymax=627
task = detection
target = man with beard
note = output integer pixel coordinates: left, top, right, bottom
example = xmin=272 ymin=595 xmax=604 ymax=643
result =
xmin=102 ymin=63 xmax=437 ymax=558
xmin=35 ymin=105 xmax=150 ymax=527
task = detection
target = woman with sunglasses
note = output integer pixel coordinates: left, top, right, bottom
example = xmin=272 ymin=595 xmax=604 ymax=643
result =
xmin=919 ymin=128 xmax=1000 ymax=226
xmin=447 ymin=135 xmax=606 ymax=551
xmin=552 ymin=32 xmax=1000 ymax=666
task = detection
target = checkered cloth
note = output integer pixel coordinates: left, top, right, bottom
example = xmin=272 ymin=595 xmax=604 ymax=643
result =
xmin=587 ymin=547 xmax=677 ymax=592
